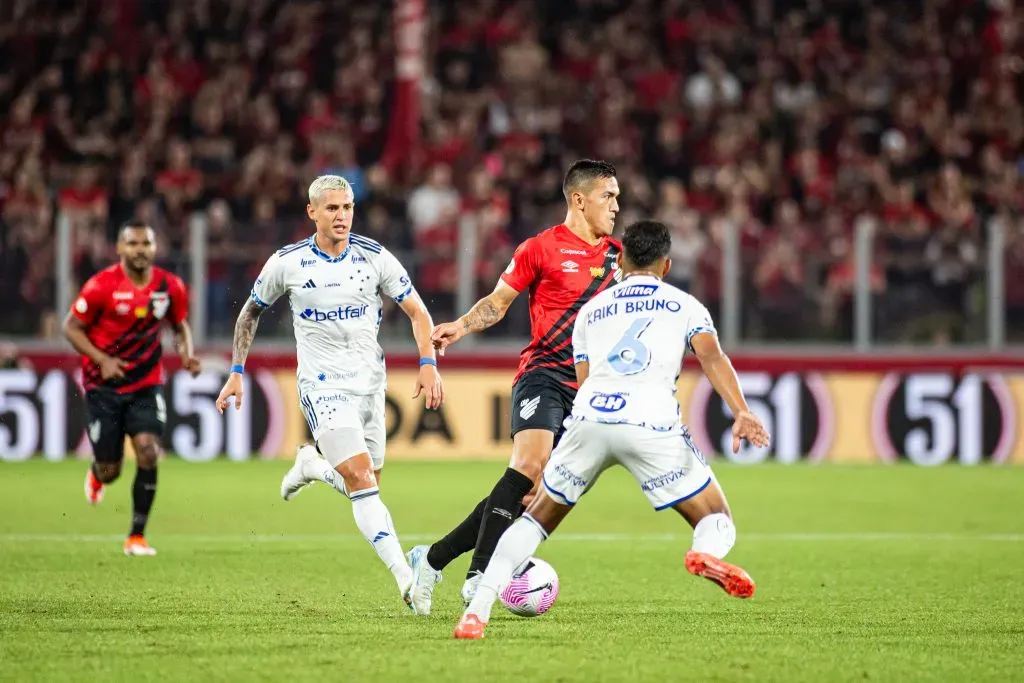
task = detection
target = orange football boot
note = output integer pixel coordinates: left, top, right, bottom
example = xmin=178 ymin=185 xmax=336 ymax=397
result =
xmin=124 ymin=535 xmax=157 ymax=557
xmin=453 ymin=614 xmax=487 ymax=640
xmin=685 ymin=550 xmax=755 ymax=598
xmin=84 ymin=468 xmax=105 ymax=505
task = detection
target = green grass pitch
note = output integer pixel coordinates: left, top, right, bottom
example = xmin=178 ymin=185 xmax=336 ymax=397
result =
xmin=1 ymin=460 xmax=1022 ymax=682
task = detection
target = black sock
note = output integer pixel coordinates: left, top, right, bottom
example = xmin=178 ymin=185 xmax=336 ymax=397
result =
xmin=130 ymin=467 xmax=158 ymax=537
xmin=467 ymin=468 xmax=535 ymax=576
xmin=427 ymin=497 xmax=487 ymax=571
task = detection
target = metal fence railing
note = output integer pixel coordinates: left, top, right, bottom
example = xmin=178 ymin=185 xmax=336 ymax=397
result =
xmin=8 ymin=208 xmax=1017 ymax=351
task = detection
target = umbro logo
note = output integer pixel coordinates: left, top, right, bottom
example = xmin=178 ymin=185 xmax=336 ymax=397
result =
xmin=561 ymin=260 xmax=579 ymax=273
xmin=519 ymin=396 xmax=540 ymax=420
xmin=302 ymin=279 xmax=316 ymax=289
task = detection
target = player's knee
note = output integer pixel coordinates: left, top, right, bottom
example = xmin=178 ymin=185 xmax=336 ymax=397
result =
xmin=509 ymin=429 xmax=554 ymax=483
xmin=95 ymin=462 xmax=122 ymax=483
xmin=134 ymin=440 xmax=162 ymax=469
xmin=340 ymin=465 xmax=377 ymax=495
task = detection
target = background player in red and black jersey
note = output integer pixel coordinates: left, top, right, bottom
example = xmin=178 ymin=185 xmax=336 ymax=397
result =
xmin=406 ymin=160 xmax=621 ymax=611
xmin=62 ymin=221 xmax=201 ymax=556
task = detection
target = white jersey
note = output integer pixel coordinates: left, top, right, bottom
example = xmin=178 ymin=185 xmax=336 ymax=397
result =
xmin=250 ymin=234 xmax=414 ymax=396
xmin=570 ymin=275 xmax=716 ymax=431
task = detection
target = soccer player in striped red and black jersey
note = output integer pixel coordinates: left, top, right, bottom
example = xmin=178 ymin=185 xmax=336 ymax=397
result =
xmin=62 ymin=221 xmax=201 ymax=556
xmin=405 ymin=160 xmax=622 ymax=613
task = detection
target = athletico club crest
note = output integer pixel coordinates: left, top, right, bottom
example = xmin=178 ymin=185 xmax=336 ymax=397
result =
xmin=590 ymin=266 xmax=606 ymax=278
xmin=150 ymin=292 xmax=170 ymax=320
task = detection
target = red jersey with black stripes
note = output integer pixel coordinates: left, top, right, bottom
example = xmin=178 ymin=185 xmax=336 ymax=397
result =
xmin=71 ymin=264 xmax=189 ymax=394
xmin=501 ymin=224 xmax=621 ymax=389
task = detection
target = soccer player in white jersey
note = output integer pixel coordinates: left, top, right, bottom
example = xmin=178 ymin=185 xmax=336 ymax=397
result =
xmin=453 ymin=219 xmax=771 ymax=639
xmin=215 ymin=175 xmax=444 ymax=613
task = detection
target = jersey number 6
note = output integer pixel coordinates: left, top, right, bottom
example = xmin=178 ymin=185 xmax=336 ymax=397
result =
xmin=607 ymin=317 xmax=654 ymax=376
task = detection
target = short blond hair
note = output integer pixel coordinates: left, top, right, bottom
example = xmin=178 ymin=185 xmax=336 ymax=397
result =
xmin=308 ymin=175 xmax=351 ymax=205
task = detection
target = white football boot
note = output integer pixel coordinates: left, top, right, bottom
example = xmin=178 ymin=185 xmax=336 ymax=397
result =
xmin=406 ymin=545 xmax=443 ymax=615
xmin=461 ymin=571 xmax=483 ymax=607
xmin=280 ymin=445 xmax=319 ymax=501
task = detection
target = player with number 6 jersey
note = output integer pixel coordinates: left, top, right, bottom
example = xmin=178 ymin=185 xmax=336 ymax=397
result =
xmin=406 ymin=160 xmax=623 ymax=614
xmin=456 ymin=220 xmax=772 ymax=639
xmin=62 ymin=221 xmax=202 ymax=557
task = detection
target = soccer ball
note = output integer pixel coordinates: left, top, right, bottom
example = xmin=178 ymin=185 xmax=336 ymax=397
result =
xmin=500 ymin=557 xmax=559 ymax=617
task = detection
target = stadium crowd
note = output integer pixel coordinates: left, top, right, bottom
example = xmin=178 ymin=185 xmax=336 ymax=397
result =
xmin=1 ymin=0 xmax=1022 ymax=342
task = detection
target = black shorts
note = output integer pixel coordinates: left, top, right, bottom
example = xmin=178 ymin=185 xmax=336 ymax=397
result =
xmin=84 ymin=385 xmax=167 ymax=463
xmin=510 ymin=371 xmax=577 ymax=444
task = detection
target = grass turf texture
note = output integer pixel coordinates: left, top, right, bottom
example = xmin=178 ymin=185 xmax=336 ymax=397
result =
xmin=1 ymin=460 xmax=1022 ymax=683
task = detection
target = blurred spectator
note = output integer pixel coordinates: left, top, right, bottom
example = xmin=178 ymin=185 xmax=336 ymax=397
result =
xmin=0 ymin=0 xmax=1020 ymax=347
xmin=0 ymin=342 xmax=32 ymax=370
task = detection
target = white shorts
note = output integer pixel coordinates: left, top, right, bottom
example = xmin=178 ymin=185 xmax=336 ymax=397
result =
xmin=541 ymin=419 xmax=713 ymax=511
xmin=299 ymin=390 xmax=387 ymax=470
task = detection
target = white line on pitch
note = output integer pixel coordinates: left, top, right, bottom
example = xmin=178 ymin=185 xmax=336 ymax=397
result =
xmin=0 ymin=532 xmax=1022 ymax=543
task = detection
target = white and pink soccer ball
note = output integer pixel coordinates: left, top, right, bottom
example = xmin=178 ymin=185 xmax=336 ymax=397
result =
xmin=499 ymin=557 xmax=559 ymax=617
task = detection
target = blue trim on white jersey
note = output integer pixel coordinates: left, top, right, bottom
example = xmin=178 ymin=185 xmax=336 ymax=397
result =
xmin=654 ymin=476 xmax=712 ymax=511
xmin=307 ymin=236 xmax=350 ymax=263
xmin=250 ymin=291 xmax=269 ymax=308
xmin=277 ymin=240 xmax=308 ymax=257
xmin=564 ymin=413 xmax=681 ymax=432
xmin=349 ymin=234 xmax=382 ymax=253
xmin=574 ymin=353 xmax=589 ymax=363
xmin=686 ymin=326 xmax=716 ymax=353
xmin=542 ymin=475 xmax=577 ymax=507
xmin=393 ymin=286 xmax=413 ymax=303
xmin=300 ymin=395 xmax=319 ymax=432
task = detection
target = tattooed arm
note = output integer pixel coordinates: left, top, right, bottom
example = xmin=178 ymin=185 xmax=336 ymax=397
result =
xmin=461 ymin=281 xmax=520 ymax=333
xmin=230 ymin=299 xmax=264 ymax=368
xmin=431 ymin=280 xmax=521 ymax=352
xmin=216 ymin=299 xmax=265 ymax=412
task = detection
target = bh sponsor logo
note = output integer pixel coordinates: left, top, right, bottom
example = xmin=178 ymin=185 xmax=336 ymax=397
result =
xmin=589 ymin=393 xmax=627 ymax=413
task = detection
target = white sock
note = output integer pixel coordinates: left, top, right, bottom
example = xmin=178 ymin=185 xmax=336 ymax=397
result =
xmin=691 ymin=513 xmax=736 ymax=559
xmin=350 ymin=488 xmax=412 ymax=587
xmin=465 ymin=515 xmax=547 ymax=623
xmin=301 ymin=455 xmax=347 ymax=496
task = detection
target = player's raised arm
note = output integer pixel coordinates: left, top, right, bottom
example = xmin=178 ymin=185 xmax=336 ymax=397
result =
xmin=432 ymin=236 xmax=540 ymax=352
xmin=431 ymin=280 xmax=521 ymax=352
xmin=690 ymin=332 xmax=771 ymax=453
